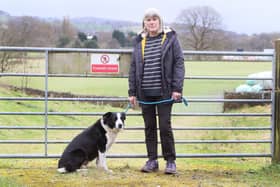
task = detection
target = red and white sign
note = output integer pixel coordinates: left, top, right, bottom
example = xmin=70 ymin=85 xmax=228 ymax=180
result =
xmin=91 ymin=54 xmax=119 ymax=73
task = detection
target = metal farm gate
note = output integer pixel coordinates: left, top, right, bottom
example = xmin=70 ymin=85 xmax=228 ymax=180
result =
xmin=0 ymin=45 xmax=279 ymax=162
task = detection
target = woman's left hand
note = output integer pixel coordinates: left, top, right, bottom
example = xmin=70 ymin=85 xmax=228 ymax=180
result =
xmin=172 ymin=92 xmax=182 ymax=101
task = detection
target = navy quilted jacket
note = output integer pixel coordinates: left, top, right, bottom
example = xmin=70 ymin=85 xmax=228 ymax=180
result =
xmin=128 ymin=28 xmax=185 ymax=100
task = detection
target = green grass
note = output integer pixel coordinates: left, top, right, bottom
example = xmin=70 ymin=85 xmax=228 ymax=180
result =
xmin=0 ymin=84 xmax=272 ymax=155
xmin=186 ymin=61 xmax=271 ymax=76
xmin=0 ymin=176 xmax=21 ymax=187
xmin=1 ymin=158 xmax=280 ymax=187
xmin=185 ymin=61 xmax=271 ymax=96
xmin=0 ymin=61 xmax=271 ymax=114
xmin=0 ymin=61 xmax=272 ymax=97
xmin=0 ymin=61 xmax=272 ymax=156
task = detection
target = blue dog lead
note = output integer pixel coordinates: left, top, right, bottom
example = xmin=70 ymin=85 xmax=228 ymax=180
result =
xmin=124 ymin=97 xmax=188 ymax=113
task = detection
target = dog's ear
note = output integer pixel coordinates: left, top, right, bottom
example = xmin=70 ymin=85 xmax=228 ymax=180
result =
xmin=102 ymin=112 xmax=112 ymax=124
xmin=121 ymin=112 xmax=126 ymax=120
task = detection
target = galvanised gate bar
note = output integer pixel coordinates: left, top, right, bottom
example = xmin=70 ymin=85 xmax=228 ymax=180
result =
xmin=0 ymin=45 xmax=278 ymax=162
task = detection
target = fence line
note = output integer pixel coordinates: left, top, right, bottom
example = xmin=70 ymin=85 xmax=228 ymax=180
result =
xmin=0 ymin=126 xmax=272 ymax=130
xmin=0 ymin=46 xmax=275 ymax=159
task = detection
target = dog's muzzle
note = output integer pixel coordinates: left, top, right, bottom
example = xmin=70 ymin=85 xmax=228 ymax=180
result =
xmin=117 ymin=123 xmax=124 ymax=129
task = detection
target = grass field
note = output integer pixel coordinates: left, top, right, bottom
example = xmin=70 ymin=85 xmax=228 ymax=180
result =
xmin=0 ymin=60 xmax=278 ymax=186
xmin=1 ymin=158 xmax=280 ymax=187
xmin=0 ymin=61 xmax=272 ymax=96
xmin=0 ymin=61 xmax=272 ymax=114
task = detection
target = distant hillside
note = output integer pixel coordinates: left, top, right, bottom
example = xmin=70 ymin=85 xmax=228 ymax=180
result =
xmin=0 ymin=10 xmax=10 ymax=23
xmin=0 ymin=10 xmax=10 ymax=17
xmin=0 ymin=9 xmax=141 ymax=33
xmin=42 ymin=16 xmax=141 ymax=33
xmin=2 ymin=9 xmax=277 ymax=51
xmin=70 ymin=17 xmax=141 ymax=33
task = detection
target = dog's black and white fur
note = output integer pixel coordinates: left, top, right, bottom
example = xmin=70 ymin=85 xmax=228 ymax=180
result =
xmin=57 ymin=112 xmax=125 ymax=173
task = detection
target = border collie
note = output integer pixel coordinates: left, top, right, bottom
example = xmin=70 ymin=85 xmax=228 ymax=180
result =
xmin=57 ymin=112 xmax=125 ymax=173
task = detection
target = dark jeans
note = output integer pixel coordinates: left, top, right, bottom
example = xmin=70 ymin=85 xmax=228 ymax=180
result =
xmin=141 ymin=98 xmax=176 ymax=161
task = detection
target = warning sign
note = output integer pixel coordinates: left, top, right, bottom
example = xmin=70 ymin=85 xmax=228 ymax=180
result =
xmin=91 ymin=54 xmax=119 ymax=73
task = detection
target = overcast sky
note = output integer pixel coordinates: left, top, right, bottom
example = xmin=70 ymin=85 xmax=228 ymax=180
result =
xmin=1 ymin=0 xmax=279 ymax=35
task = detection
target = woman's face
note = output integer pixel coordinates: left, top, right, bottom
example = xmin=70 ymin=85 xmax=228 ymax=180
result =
xmin=144 ymin=16 xmax=160 ymax=36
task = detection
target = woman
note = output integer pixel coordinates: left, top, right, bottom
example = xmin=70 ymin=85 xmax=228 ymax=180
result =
xmin=128 ymin=8 xmax=185 ymax=174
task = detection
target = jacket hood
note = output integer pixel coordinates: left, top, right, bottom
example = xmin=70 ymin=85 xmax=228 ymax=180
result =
xmin=138 ymin=26 xmax=174 ymax=39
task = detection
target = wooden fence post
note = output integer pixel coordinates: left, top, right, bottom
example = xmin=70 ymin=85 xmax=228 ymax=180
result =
xmin=273 ymin=39 xmax=280 ymax=163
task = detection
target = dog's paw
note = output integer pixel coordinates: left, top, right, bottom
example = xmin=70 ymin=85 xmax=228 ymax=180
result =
xmin=57 ymin=167 xmax=67 ymax=173
xmin=106 ymin=169 xmax=113 ymax=174
xmin=96 ymin=164 xmax=103 ymax=169
xmin=77 ymin=168 xmax=88 ymax=173
xmin=96 ymin=166 xmax=113 ymax=173
xmin=80 ymin=165 xmax=88 ymax=169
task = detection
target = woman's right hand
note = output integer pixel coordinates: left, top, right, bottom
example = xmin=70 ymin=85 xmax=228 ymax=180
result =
xmin=128 ymin=96 xmax=137 ymax=107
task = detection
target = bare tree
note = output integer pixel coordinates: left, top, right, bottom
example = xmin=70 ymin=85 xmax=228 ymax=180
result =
xmin=57 ymin=16 xmax=77 ymax=47
xmin=0 ymin=16 xmax=61 ymax=72
xmin=0 ymin=16 xmax=62 ymax=92
xmin=96 ymin=32 xmax=120 ymax=49
xmin=176 ymin=6 xmax=223 ymax=51
xmin=0 ymin=21 xmax=18 ymax=72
